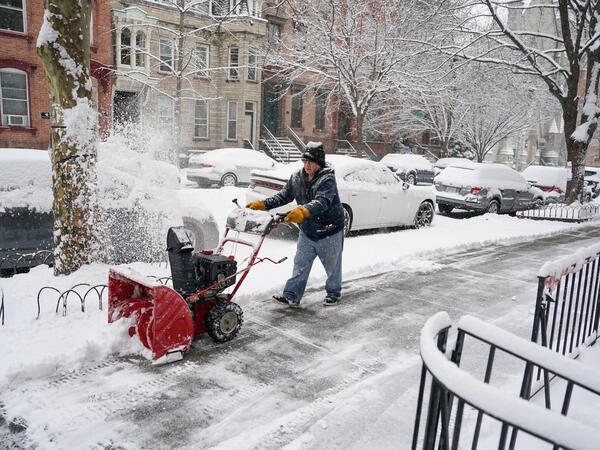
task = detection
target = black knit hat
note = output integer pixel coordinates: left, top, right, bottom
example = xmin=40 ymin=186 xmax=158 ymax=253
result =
xmin=302 ymin=142 xmax=326 ymax=167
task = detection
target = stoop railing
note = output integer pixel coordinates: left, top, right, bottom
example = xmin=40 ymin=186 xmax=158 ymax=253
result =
xmin=412 ymin=312 xmax=600 ymax=450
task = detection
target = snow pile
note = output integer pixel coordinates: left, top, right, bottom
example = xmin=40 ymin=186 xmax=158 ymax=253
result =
xmin=0 ymin=148 xmax=53 ymax=213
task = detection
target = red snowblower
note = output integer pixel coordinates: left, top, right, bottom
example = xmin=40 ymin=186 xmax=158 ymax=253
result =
xmin=108 ymin=201 xmax=287 ymax=364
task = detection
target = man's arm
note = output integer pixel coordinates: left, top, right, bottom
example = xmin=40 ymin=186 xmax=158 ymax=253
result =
xmin=264 ymin=175 xmax=295 ymax=210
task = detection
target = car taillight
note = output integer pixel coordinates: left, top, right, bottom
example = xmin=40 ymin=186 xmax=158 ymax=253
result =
xmin=254 ymin=179 xmax=283 ymax=191
xmin=470 ymin=187 xmax=483 ymax=195
xmin=200 ymin=163 xmax=214 ymax=168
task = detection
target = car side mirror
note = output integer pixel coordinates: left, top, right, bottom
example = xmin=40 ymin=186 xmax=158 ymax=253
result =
xmin=402 ymin=182 xmax=410 ymax=190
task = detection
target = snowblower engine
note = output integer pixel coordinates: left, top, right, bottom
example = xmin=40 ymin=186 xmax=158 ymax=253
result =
xmin=166 ymin=227 xmax=237 ymax=299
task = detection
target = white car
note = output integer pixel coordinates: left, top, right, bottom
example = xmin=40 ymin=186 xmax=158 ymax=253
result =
xmin=187 ymin=148 xmax=280 ymax=187
xmin=246 ymin=155 xmax=436 ymax=235
xmin=379 ymin=153 xmax=435 ymax=185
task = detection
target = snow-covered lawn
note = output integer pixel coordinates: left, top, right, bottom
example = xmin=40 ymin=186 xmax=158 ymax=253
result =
xmin=1 ymin=186 xmax=598 ymax=448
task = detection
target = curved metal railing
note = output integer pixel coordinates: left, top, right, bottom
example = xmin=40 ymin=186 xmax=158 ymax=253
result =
xmin=412 ymin=312 xmax=600 ymax=450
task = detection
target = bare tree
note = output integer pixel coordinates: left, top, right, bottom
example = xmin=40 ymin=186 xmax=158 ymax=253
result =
xmin=266 ymin=0 xmax=442 ymax=153
xmin=450 ymin=0 xmax=600 ymax=202
xmin=37 ymin=0 xmax=100 ymax=275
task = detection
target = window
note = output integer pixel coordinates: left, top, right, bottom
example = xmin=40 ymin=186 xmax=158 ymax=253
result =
xmin=248 ymin=0 xmax=260 ymax=17
xmin=268 ymin=23 xmax=281 ymax=51
xmin=291 ymin=88 xmax=303 ymax=128
xmin=315 ymin=93 xmax=325 ymax=130
xmin=228 ymin=47 xmax=239 ymax=80
xmin=194 ymin=100 xmax=208 ymax=138
xmin=0 ymin=0 xmax=25 ymax=33
xmin=135 ymin=31 xmax=146 ymax=67
xmin=0 ymin=69 xmax=29 ymax=127
xmin=227 ymin=100 xmax=237 ymax=140
xmin=158 ymin=95 xmax=174 ymax=134
xmin=120 ymin=28 xmax=131 ymax=65
xmin=195 ymin=44 xmax=209 ymax=78
xmin=247 ymin=48 xmax=258 ymax=81
xmin=159 ymin=38 xmax=173 ymax=72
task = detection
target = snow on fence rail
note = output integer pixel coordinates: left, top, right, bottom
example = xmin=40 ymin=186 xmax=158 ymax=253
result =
xmin=516 ymin=203 xmax=600 ymax=222
xmin=412 ymin=312 xmax=600 ymax=450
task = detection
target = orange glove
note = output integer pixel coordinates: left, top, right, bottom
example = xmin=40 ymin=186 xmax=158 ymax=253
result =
xmin=246 ymin=201 xmax=265 ymax=210
xmin=285 ymin=205 xmax=310 ymax=224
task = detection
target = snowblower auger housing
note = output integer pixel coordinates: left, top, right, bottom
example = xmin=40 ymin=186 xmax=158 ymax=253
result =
xmin=108 ymin=205 xmax=288 ymax=364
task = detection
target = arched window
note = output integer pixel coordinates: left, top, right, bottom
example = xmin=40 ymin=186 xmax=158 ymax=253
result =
xmin=120 ymin=28 xmax=131 ymax=65
xmin=135 ymin=31 xmax=146 ymax=67
xmin=0 ymin=68 xmax=30 ymax=127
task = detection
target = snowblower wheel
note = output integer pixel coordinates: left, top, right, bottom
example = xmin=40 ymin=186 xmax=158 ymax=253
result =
xmin=205 ymin=301 xmax=243 ymax=342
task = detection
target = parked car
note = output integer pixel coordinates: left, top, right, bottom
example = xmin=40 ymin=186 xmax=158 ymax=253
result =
xmin=521 ymin=165 xmax=568 ymax=203
xmin=246 ymin=155 xmax=436 ymax=236
xmin=0 ymin=147 xmax=219 ymax=274
xmin=434 ymin=162 xmax=545 ymax=214
xmin=379 ymin=153 xmax=435 ymax=185
xmin=187 ymin=148 xmax=280 ymax=187
xmin=585 ymin=166 xmax=600 ymax=199
xmin=433 ymin=157 xmax=475 ymax=176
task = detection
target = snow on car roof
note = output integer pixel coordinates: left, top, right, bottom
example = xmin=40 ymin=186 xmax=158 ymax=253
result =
xmin=190 ymin=148 xmax=277 ymax=166
xmin=251 ymin=154 xmax=385 ymax=181
xmin=521 ymin=165 xmax=568 ymax=190
xmin=435 ymin=162 xmax=528 ymax=189
xmin=0 ymin=148 xmax=53 ymax=213
xmin=380 ymin=153 xmax=433 ymax=170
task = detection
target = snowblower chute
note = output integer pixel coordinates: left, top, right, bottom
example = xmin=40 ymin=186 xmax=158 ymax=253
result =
xmin=108 ymin=202 xmax=288 ymax=364
xmin=108 ymin=268 xmax=194 ymax=363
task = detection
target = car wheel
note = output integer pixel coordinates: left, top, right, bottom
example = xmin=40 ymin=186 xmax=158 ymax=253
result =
xmin=487 ymin=199 xmax=500 ymax=214
xmin=342 ymin=205 xmax=353 ymax=237
xmin=534 ymin=197 xmax=544 ymax=208
xmin=414 ymin=201 xmax=434 ymax=228
xmin=438 ymin=204 xmax=453 ymax=214
xmin=407 ymin=173 xmax=416 ymax=185
xmin=182 ymin=216 xmax=220 ymax=250
xmin=220 ymin=173 xmax=237 ymax=187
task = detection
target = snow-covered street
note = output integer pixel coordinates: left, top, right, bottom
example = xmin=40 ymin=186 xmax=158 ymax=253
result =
xmin=1 ymin=187 xmax=599 ymax=449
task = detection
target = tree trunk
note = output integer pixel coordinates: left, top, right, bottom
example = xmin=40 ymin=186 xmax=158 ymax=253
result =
xmin=37 ymin=0 xmax=100 ymax=275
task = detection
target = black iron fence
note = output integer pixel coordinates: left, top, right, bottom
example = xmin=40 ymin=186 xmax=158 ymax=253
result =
xmin=530 ymin=245 xmax=600 ymax=359
xmin=412 ymin=312 xmax=600 ymax=450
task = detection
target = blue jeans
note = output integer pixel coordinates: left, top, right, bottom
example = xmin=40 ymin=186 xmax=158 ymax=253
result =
xmin=283 ymin=229 xmax=343 ymax=303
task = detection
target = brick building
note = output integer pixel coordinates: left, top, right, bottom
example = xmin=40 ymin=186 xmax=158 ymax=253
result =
xmin=0 ymin=0 xmax=113 ymax=150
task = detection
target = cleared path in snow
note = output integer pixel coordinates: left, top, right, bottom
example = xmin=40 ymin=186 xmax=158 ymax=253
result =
xmin=2 ymin=225 xmax=599 ymax=449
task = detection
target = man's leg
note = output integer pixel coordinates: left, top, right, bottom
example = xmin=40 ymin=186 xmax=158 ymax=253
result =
xmin=282 ymin=231 xmax=317 ymax=303
xmin=316 ymin=230 xmax=343 ymax=300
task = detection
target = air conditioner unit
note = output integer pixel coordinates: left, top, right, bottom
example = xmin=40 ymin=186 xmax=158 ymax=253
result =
xmin=7 ymin=115 xmax=26 ymax=126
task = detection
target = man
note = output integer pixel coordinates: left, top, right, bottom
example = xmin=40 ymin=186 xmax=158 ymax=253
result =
xmin=246 ymin=142 xmax=345 ymax=307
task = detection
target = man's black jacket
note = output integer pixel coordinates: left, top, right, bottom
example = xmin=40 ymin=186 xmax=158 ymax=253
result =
xmin=264 ymin=166 xmax=345 ymax=241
